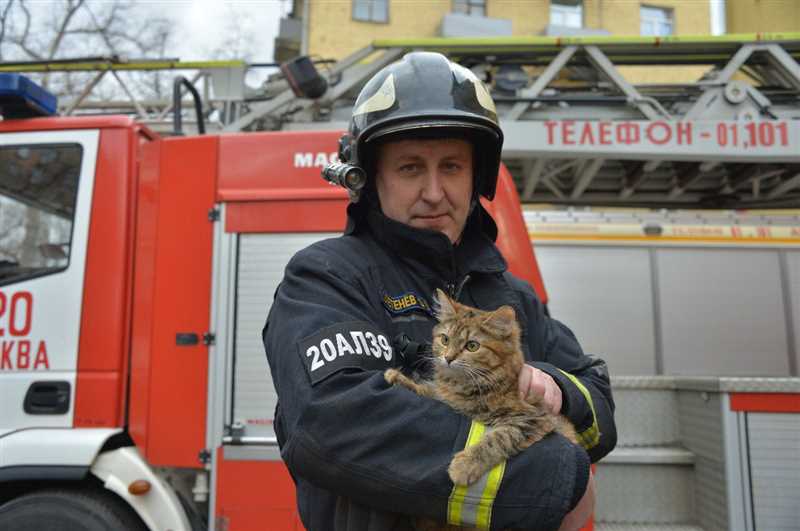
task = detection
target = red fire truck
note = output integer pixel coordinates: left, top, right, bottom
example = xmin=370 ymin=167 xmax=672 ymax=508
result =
xmin=0 ymin=75 xmax=555 ymax=530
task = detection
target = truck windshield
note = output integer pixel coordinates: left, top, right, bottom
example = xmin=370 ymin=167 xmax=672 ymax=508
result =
xmin=0 ymin=143 xmax=82 ymax=285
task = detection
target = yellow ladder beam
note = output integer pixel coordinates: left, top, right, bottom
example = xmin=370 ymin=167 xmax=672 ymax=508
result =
xmin=0 ymin=59 xmax=247 ymax=73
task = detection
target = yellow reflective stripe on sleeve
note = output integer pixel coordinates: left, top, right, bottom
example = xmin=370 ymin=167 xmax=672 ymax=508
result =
xmin=448 ymin=422 xmax=484 ymax=525
xmin=476 ymin=458 xmax=506 ymax=528
xmin=557 ymin=369 xmax=600 ymax=450
xmin=447 ymin=421 xmax=507 ymax=530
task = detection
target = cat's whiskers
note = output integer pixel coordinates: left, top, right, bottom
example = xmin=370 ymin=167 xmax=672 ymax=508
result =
xmin=466 ymin=364 xmax=499 ymax=387
xmin=452 ymin=361 xmax=488 ymax=402
xmin=457 ymin=362 xmax=501 ymax=399
xmin=423 ymin=348 xmax=450 ymax=369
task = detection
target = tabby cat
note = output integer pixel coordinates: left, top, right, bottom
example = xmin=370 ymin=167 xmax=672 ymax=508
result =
xmin=384 ymin=289 xmax=577 ymax=530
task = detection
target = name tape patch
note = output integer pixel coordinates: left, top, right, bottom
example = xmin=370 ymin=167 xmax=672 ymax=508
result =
xmin=298 ymin=321 xmax=394 ymax=385
xmin=382 ymin=290 xmax=432 ymax=317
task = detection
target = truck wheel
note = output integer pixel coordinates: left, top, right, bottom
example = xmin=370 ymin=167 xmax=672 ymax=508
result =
xmin=0 ymin=488 xmax=146 ymax=530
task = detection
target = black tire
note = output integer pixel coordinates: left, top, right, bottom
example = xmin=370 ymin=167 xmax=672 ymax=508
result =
xmin=0 ymin=488 xmax=147 ymax=531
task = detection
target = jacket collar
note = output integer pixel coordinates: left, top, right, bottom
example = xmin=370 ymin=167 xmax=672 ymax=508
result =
xmin=346 ymin=200 xmax=507 ymax=278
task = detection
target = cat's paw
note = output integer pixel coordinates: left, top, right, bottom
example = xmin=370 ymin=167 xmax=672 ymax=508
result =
xmin=448 ymin=451 xmax=485 ymax=486
xmin=384 ymin=368 xmax=401 ymax=385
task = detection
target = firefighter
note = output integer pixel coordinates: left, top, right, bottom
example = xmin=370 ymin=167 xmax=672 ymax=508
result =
xmin=263 ymin=52 xmax=616 ymax=530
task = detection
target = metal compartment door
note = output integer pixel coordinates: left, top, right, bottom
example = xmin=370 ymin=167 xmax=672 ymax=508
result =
xmin=232 ymin=232 xmax=338 ymax=441
xmin=209 ymin=231 xmax=337 ymax=531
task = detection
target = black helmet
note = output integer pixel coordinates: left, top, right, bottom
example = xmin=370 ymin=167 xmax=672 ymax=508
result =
xmin=337 ymin=51 xmax=504 ymax=200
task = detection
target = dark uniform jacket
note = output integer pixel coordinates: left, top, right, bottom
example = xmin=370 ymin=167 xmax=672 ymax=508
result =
xmin=263 ymin=203 xmax=616 ymax=531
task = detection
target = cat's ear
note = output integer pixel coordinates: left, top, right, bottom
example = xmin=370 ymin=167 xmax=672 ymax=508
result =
xmin=434 ymin=288 xmax=456 ymax=320
xmin=482 ymin=305 xmax=517 ymax=337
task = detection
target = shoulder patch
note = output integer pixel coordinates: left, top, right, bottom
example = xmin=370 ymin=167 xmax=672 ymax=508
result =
xmin=298 ymin=321 xmax=394 ymax=386
xmin=382 ymin=290 xmax=433 ymax=317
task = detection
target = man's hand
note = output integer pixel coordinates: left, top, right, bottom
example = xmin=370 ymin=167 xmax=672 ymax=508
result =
xmin=518 ymin=364 xmax=562 ymax=414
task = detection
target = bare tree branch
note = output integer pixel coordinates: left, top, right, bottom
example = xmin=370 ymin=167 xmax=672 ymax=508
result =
xmin=0 ymin=0 xmax=16 ymax=61
xmin=12 ymin=0 xmax=43 ymax=61
xmin=209 ymin=4 xmax=257 ymax=61
xmin=62 ymin=26 xmax=107 ymax=35
xmin=2 ymin=1 xmax=176 ymax=105
xmin=83 ymin=1 xmax=117 ymax=55
xmin=46 ymin=0 xmax=85 ymax=59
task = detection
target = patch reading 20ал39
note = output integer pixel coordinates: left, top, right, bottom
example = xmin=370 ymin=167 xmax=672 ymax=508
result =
xmin=297 ymin=321 xmax=393 ymax=385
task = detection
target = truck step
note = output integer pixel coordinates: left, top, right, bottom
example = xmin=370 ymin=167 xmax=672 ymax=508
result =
xmin=595 ymin=525 xmax=705 ymax=531
xmin=612 ymin=380 xmax=681 ymax=447
xmin=594 ymin=446 xmax=695 ymax=524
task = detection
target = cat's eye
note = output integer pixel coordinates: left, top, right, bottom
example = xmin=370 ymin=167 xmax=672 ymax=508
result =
xmin=439 ymin=334 xmax=449 ymax=345
xmin=465 ymin=340 xmax=480 ymax=352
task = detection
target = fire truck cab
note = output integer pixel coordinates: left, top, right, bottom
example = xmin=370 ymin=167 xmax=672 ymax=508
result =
xmin=0 ymin=75 xmax=547 ymax=530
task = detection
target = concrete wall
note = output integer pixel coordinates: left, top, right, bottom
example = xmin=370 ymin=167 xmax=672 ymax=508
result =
xmin=487 ymin=0 xmax=548 ymax=36
xmin=583 ymin=0 xmax=710 ymax=36
xmin=308 ymin=0 xmax=450 ymax=61
xmin=726 ymin=0 xmax=800 ymax=33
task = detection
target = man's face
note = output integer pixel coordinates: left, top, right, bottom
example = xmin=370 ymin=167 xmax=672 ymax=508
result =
xmin=375 ymin=137 xmax=473 ymax=244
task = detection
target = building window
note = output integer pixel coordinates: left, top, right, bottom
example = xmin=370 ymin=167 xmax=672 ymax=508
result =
xmin=352 ymin=0 xmax=389 ymax=23
xmin=453 ymin=0 xmax=486 ymax=17
xmin=550 ymin=0 xmax=583 ymax=28
xmin=640 ymin=5 xmax=673 ymax=36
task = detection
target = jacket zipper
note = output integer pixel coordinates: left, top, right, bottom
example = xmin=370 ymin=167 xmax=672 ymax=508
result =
xmin=447 ymin=251 xmax=458 ymax=298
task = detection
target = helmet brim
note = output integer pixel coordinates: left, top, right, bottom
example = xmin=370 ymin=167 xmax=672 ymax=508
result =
xmin=362 ymin=118 xmax=501 ymax=145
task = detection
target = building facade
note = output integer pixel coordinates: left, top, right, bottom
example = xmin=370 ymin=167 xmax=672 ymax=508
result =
xmin=276 ymin=1 xmax=713 ymax=63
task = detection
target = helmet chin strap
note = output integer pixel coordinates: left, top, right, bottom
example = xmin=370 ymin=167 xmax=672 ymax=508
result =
xmin=451 ymin=189 xmax=481 ymax=246
xmin=468 ymin=172 xmax=482 ymax=215
xmin=348 ymin=188 xmax=363 ymax=203
xmin=468 ymin=197 xmax=479 ymax=216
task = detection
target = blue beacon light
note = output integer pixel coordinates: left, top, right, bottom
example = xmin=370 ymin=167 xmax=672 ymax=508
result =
xmin=0 ymin=73 xmax=58 ymax=119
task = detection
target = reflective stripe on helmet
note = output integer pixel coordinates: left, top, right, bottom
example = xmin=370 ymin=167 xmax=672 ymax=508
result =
xmin=450 ymin=62 xmax=497 ymax=115
xmin=353 ymin=73 xmax=396 ymax=116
